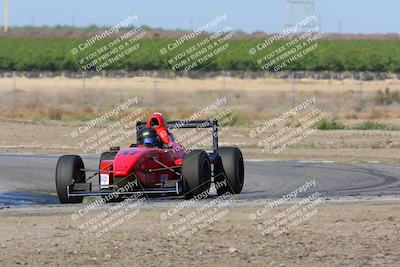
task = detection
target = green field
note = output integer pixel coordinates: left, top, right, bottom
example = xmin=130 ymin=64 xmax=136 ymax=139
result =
xmin=0 ymin=36 xmax=399 ymax=72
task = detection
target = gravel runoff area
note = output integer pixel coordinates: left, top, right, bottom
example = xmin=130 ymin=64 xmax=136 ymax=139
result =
xmin=0 ymin=201 xmax=399 ymax=267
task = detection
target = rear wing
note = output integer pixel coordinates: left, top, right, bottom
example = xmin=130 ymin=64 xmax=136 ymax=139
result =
xmin=136 ymin=119 xmax=218 ymax=152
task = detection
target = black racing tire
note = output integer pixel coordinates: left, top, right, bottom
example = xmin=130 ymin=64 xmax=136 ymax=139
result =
xmin=55 ymin=155 xmax=85 ymax=204
xmin=99 ymin=151 xmax=123 ymax=203
xmin=181 ymin=150 xmax=211 ymax=199
xmin=214 ymin=147 xmax=244 ymax=195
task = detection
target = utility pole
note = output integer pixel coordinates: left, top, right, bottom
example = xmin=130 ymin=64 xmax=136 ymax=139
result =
xmin=4 ymin=0 xmax=9 ymax=32
xmin=291 ymin=72 xmax=296 ymax=108
xmin=153 ymin=72 xmax=159 ymax=108
xmin=81 ymin=71 xmax=86 ymax=105
xmin=358 ymin=72 xmax=363 ymax=111
xmin=12 ymin=71 xmax=16 ymax=106
xmin=285 ymin=0 xmax=317 ymax=33
xmin=189 ymin=19 xmax=193 ymax=31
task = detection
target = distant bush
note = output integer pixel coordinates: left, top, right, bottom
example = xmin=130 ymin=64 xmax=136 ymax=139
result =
xmin=218 ymin=110 xmax=249 ymax=126
xmin=354 ymin=121 xmax=400 ymax=131
xmin=313 ymin=117 xmax=345 ymax=130
xmin=375 ymin=88 xmax=400 ymax=105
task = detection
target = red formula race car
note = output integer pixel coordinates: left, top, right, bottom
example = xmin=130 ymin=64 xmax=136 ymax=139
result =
xmin=55 ymin=113 xmax=244 ymax=203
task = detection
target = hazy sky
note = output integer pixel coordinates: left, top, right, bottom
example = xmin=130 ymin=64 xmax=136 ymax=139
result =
xmin=1 ymin=0 xmax=399 ymax=33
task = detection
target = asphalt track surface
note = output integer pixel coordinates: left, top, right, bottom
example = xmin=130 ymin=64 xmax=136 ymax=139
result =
xmin=0 ymin=153 xmax=399 ymax=206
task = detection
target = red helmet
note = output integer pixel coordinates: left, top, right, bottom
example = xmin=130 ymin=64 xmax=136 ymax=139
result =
xmin=146 ymin=113 xmax=170 ymax=144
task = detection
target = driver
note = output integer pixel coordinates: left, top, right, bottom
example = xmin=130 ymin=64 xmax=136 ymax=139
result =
xmin=137 ymin=127 xmax=164 ymax=148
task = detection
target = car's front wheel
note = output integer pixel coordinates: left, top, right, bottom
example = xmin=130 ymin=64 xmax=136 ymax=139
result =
xmin=55 ymin=155 xmax=85 ymax=204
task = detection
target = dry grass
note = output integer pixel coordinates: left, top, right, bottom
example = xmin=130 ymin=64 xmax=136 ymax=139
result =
xmin=0 ymin=76 xmax=400 ymax=125
xmin=0 ymin=75 xmax=398 ymax=163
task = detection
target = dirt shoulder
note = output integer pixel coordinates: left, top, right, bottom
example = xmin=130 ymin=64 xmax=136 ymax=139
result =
xmin=0 ymin=202 xmax=399 ymax=266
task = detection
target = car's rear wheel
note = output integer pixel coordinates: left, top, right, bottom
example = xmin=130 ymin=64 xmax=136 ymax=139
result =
xmin=214 ymin=147 xmax=244 ymax=195
xmin=55 ymin=155 xmax=85 ymax=204
xmin=99 ymin=151 xmax=123 ymax=203
xmin=181 ymin=150 xmax=211 ymax=199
